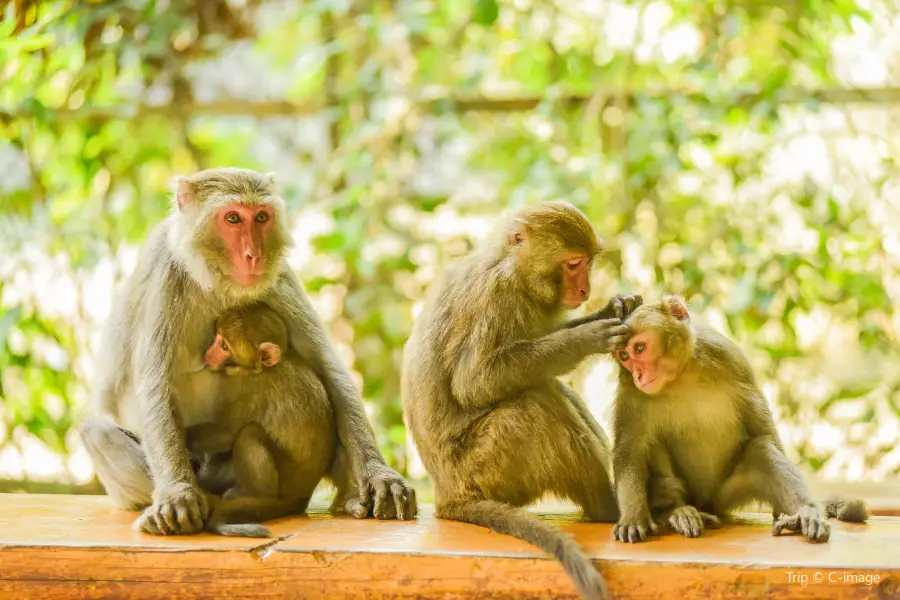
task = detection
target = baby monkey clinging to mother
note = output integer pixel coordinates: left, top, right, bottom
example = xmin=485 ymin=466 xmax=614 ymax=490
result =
xmin=611 ymin=296 xmax=867 ymax=544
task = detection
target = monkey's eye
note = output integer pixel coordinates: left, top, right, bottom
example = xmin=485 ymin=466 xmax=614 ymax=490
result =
xmin=618 ymin=350 xmax=629 ymax=362
xmin=634 ymin=342 xmax=646 ymax=354
xmin=221 ymin=339 xmax=228 ymax=351
xmin=566 ymin=258 xmax=582 ymax=271
xmin=225 ymin=212 xmax=241 ymax=224
xmin=255 ymin=211 xmax=269 ymax=223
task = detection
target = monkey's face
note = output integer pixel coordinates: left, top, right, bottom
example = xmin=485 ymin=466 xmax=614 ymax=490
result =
xmin=561 ymin=254 xmax=591 ymax=308
xmin=617 ymin=296 xmax=693 ymax=395
xmin=616 ymin=331 xmax=682 ymax=395
xmin=203 ymin=332 xmax=232 ymax=370
xmin=214 ymin=204 xmax=276 ymax=286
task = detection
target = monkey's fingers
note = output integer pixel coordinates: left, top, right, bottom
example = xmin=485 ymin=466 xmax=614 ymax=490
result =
xmin=800 ymin=514 xmax=810 ymax=537
xmin=772 ymin=513 xmax=799 ymax=536
xmin=668 ymin=507 xmax=701 ymax=538
xmin=612 ymin=297 xmax=625 ymax=320
xmin=372 ymin=480 xmax=392 ymax=520
xmin=806 ymin=518 xmax=830 ymax=543
xmin=618 ymin=294 xmax=643 ymax=319
xmin=134 ymin=512 xmax=161 ymax=536
xmin=630 ymin=525 xmax=648 ymax=543
xmin=159 ymin=502 xmax=177 ymax=533
xmin=178 ymin=494 xmax=204 ymax=533
xmin=391 ymin=482 xmax=417 ymax=521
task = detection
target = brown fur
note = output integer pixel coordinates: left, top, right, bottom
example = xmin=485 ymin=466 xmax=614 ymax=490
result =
xmin=611 ymin=296 xmax=867 ymax=545
xmin=80 ymin=168 xmax=415 ymax=537
xmin=176 ymin=303 xmax=369 ymax=537
xmin=402 ymin=202 xmax=638 ymax=600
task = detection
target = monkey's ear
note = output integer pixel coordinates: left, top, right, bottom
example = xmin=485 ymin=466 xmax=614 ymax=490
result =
xmin=662 ymin=295 xmax=690 ymax=321
xmin=259 ymin=342 xmax=281 ymax=367
xmin=176 ymin=178 xmax=199 ymax=210
xmin=507 ymin=218 xmax=528 ymax=247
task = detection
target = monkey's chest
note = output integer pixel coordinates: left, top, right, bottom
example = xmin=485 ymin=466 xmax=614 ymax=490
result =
xmin=655 ymin=392 xmax=744 ymax=506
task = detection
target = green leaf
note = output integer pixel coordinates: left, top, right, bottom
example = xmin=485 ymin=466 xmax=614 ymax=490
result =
xmin=472 ymin=0 xmax=498 ymax=26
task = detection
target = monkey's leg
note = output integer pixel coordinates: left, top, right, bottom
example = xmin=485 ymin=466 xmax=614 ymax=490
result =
xmin=647 ymin=454 xmax=720 ymax=539
xmin=79 ymin=416 xmax=153 ymax=510
xmin=187 ymin=422 xmax=243 ymax=456
xmin=713 ymin=437 xmax=829 ymax=543
xmin=195 ymin=452 xmax=235 ymax=495
xmin=228 ymin=423 xmax=279 ymax=499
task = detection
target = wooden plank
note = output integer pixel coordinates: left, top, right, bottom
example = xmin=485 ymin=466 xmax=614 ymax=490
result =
xmin=0 ymin=494 xmax=897 ymax=599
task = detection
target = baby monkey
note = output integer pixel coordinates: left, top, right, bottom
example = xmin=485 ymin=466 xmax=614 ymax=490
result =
xmin=171 ymin=303 xmax=366 ymax=537
xmin=203 ymin=307 xmax=283 ymax=376
xmin=196 ymin=306 xmax=286 ymax=502
xmin=611 ymin=296 xmax=867 ymax=544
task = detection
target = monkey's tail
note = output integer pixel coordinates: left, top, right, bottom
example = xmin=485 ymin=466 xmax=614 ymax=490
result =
xmin=205 ymin=496 xmax=311 ymax=538
xmin=824 ymin=498 xmax=869 ymax=523
xmin=438 ymin=500 xmax=608 ymax=600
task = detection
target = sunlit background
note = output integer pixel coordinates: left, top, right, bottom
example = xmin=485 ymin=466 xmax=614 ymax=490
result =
xmin=1 ymin=0 xmax=899 ymax=501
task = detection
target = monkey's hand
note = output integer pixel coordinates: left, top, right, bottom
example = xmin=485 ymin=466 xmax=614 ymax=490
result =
xmin=135 ymin=482 xmax=209 ymax=535
xmin=595 ymin=293 xmax=643 ymax=320
xmin=613 ymin=512 xmax=659 ymax=543
xmin=773 ymin=505 xmax=830 ymax=543
xmin=360 ymin=462 xmax=418 ymax=521
xmin=579 ymin=318 xmax=632 ymax=354
xmin=667 ymin=505 xmax=721 ymax=538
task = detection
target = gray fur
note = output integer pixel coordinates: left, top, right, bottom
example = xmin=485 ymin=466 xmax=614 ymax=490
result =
xmin=82 ymin=168 xmax=415 ymax=535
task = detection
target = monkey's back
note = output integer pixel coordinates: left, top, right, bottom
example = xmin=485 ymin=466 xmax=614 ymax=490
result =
xmin=401 ymin=255 xmax=564 ymax=492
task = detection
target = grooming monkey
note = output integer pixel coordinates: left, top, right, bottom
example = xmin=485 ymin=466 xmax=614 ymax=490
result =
xmin=81 ymin=168 xmax=415 ymax=536
xmin=403 ymin=202 xmax=641 ymax=600
xmin=611 ymin=296 xmax=868 ymax=545
xmin=176 ymin=302 xmax=367 ymax=535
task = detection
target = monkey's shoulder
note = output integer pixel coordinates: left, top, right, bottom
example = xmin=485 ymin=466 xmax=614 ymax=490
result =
xmin=691 ymin=321 xmax=757 ymax=386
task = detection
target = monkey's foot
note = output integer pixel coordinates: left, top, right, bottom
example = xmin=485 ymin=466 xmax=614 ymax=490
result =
xmin=667 ymin=505 xmax=721 ymax=538
xmin=773 ymin=506 xmax=831 ymax=543
xmin=612 ymin=515 xmax=659 ymax=543
xmin=136 ymin=483 xmax=209 ymax=535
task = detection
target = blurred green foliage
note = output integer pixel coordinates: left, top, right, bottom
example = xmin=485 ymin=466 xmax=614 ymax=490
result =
xmin=1 ymin=0 xmax=898 ymax=485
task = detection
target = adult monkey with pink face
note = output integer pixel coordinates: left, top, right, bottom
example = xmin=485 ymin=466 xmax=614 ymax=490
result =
xmin=80 ymin=168 xmax=415 ymax=534
xmin=611 ymin=296 xmax=867 ymax=545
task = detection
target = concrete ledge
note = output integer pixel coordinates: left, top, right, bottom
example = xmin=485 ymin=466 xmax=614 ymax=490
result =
xmin=0 ymin=494 xmax=898 ymax=599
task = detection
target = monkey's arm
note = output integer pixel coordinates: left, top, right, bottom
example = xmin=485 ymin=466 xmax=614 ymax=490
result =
xmin=271 ymin=270 xmax=416 ymax=520
xmin=451 ymin=318 xmax=629 ymax=409
xmin=611 ymin=401 xmax=659 ymax=543
xmin=133 ymin=274 xmax=208 ymax=532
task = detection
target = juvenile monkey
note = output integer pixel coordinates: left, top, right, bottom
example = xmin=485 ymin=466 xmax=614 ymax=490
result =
xmin=611 ymin=296 xmax=868 ymax=545
xmin=140 ymin=302 xmax=368 ymax=537
xmin=403 ymin=202 xmax=640 ymax=600
xmin=81 ymin=168 xmax=415 ymax=536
